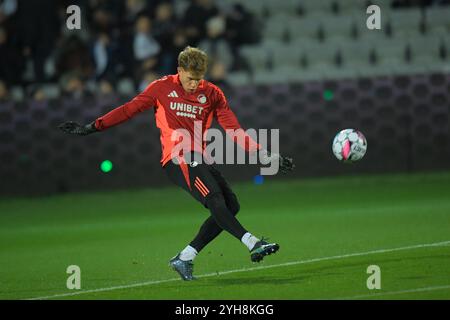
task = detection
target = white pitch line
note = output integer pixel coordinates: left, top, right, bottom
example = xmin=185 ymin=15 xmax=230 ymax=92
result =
xmin=27 ymin=240 xmax=450 ymax=300
xmin=335 ymin=285 xmax=450 ymax=300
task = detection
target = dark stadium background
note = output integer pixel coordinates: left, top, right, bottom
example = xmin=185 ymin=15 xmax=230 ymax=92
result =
xmin=0 ymin=0 xmax=449 ymax=195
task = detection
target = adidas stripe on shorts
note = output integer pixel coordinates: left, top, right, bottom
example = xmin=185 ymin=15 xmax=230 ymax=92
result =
xmin=164 ymin=154 xmax=236 ymax=208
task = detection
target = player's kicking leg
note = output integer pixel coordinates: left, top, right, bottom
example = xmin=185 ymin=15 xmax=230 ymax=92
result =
xmin=165 ymin=156 xmax=279 ymax=280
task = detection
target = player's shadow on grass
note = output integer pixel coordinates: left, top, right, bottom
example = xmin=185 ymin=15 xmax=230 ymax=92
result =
xmin=186 ymin=253 xmax=449 ymax=287
xmin=208 ymin=274 xmax=339 ymax=286
xmin=286 ymin=253 xmax=450 ymax=279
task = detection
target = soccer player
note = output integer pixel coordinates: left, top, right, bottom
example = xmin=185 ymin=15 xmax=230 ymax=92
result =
xmin=59 ymin=47 xmax=294 ymax=281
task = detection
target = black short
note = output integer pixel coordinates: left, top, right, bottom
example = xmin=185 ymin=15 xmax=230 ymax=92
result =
xmin=164 ymin=156 xmax=238 ymax=208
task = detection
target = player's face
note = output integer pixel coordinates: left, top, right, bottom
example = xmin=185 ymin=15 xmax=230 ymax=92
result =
xmin=178 ymin=67 xmax=204 ymax=93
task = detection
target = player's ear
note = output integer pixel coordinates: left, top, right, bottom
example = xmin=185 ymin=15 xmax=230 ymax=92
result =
xmin=177 ymin=67 xmax=184 ymax=74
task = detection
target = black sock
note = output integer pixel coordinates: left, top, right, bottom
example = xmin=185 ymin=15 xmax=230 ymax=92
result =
xmin=190 ymin=216 xmax=222 ymax=252
xmin=190 ymin=193 xmax=246 ymax=251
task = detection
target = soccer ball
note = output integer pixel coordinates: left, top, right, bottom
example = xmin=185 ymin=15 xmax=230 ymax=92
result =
xmin=332 ymin=129 xmax=367 ymax=163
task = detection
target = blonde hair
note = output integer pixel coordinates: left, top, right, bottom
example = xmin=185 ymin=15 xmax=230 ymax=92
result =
xmin=178 ymin=46 xmax=208 ymax=76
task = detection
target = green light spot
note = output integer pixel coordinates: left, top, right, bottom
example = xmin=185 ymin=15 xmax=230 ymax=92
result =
xmin=100 ymin=160 xmax=113 ymax=173
xmin=323 ymin=90 xmax=334 ymax=101
xmin=19 ymin=154 xmax=30 ymax=164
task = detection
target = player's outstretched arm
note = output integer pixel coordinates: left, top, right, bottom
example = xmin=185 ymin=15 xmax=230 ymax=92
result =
xmin=58 ymin=121 xmax=98 ymax=136
xmin=259 ymin=149 xmax=295 ymax=174
xmin=58 ymin=79 xmax=159 ymax=136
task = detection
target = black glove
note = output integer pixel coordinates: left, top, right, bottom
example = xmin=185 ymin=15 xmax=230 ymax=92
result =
xmin=58 ymin=121 xmax=98 ymax=136
xmin=278 ymin=154 xmax=295 ymax=174
xmin=259 ymin=149 xmax=295 ymax=174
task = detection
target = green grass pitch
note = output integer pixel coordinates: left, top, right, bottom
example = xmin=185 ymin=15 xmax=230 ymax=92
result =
xmin=1 ymin=171 xmax=449 ymax=300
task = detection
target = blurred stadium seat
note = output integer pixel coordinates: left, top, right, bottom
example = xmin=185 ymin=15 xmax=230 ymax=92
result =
xmin=374 ymin=38 xmax=408 ymax=74
xmin=338 ymin=40 xmax=375 ymax=73
xmin=320 ymin=14 xmax=357 ymax=42
xmin=388 ymin=8 xmax=423 ymax=38
xmin=240 ymin=44 xmax=270 ymax=72
xmin=300 ymin=0 xmax=335 ymax=15
xmin=271 ymin=44 xmax=302 ymax=69
xmin=408 ymin=35 xmax=443 ymax=66
xmin=338 ymin=0 xmax=369 ymax=14
xmin=227 ymin=71 xmax=251 ymax=86
xmin=263 ymin=13 xmax=291 ymax=42
xmin=425 ymin=6 xmax=450 ymax=36
xmin=288 ymin=17 xmax=322 ymax=43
